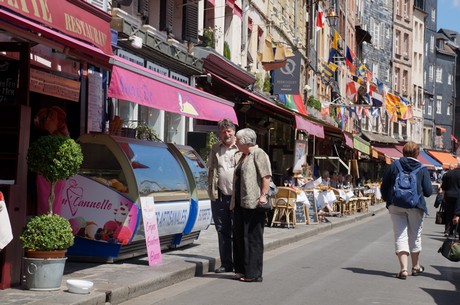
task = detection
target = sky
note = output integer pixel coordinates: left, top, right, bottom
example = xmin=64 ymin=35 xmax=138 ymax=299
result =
xmin=437 ymin=0 xmax=460 ymax=33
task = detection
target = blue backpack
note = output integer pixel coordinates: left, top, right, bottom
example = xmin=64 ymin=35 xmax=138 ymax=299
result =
xmin=392 ymin=160 xmax=424 ymax=208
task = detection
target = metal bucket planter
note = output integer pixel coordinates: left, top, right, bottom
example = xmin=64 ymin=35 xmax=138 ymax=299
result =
xmin=22 ymin=257 xmax=67 ymax=290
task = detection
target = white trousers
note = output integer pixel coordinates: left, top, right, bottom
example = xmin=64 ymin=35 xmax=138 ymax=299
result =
xmin=388 ymin=204 xmax=424 ymax=253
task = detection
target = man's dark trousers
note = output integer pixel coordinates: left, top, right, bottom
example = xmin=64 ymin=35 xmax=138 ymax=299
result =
xmin=211 ymin=192 xmax=233 ymax=271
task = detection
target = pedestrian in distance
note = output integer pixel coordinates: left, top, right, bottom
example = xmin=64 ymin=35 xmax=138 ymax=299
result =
xmin=380 ymin=141 xmax=433 ymax=280
xmin=231 ymin=128 xmax=271 ymax=282
xmin=207 ymin=119 xmax=238 ymax=273
xmin=441 ymin=161 xmax=460 ymax=236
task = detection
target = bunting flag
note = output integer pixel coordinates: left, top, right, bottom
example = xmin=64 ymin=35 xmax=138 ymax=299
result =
xmin=321 ymin=61 xmax=338 ymax=84
xmin=316 ymin=5 xmax=325 ymax=31
xmin=358 ymin=63 xmax=368 ymax=77
xmin=384 ymin=92 xmax=400 ymax=122
xmin=370 ymin=91 xmax=383 ymax=107
xmin=346 ymin=80 xmax=360 ymax=103
xmin=321 ymin=105 xmax=330 ymax=116
xmin=345 ymin=46 xmax=355 ymax=73
xmin=331 ymin=30 xmax=341 ymax=50
xmin=399 ymin=96 xmax=413 ymax=120
xmin=277 ymin=94 xmax=307 ymax=115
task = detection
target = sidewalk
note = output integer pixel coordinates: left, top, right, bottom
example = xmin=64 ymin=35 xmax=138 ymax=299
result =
xmin=0 ymin=204 xmax=387 ymax=305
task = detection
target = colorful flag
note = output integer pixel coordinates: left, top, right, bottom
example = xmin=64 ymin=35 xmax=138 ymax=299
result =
xmin=345 ymin=46 xmax=355 ymax=72
xmin=399 ymin=96 xmax=412 ymax=120
xmin=331 ymin=30 xmax=340 ymax=50
xmin=316 ymin=5 xmax=325 ymax=31
xmin=321 ymin=61 xmax=338 ymax=84
xmin=384 ymin=92 xmax=401 ymax=122
xmin=357 ymin=63 xmax=368 ymax=77
xmin=346 ymin=80 xmax=360 ymax=103
xmin=321 ymin=105 xmax=330 ymax=116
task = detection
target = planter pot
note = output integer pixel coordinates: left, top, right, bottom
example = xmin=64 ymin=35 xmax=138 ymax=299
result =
xmin=22 ymin=257 xmax=67 ymax=290
xmin=25 ymin=249 xmax=66 ymax=258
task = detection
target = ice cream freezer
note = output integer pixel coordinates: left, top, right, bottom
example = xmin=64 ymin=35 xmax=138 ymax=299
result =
xmin=59 ymin=133 xmax=212 ymax=262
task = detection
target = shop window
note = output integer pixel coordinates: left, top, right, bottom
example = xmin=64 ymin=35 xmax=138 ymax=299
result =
xmin=164 ymin=112 xmax=184 ymax=144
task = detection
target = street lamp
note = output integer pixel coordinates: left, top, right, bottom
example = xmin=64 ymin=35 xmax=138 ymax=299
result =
xmin=326 ymin=8 xmax=339 ymax=28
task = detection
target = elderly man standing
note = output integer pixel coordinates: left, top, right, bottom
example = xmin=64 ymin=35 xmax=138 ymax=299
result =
xmin=208 ymin=119 xmax=238 ymax=273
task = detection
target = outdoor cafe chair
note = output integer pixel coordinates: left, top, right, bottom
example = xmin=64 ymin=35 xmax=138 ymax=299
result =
xmin=271 ymin=187 xmax=297 ymax=228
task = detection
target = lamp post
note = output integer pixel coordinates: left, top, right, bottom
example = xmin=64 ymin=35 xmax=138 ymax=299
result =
xmin=326 ymin=7 xmax=339 ymax=29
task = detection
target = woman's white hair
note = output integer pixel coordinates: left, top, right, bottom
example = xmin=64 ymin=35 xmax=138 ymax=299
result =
xmin=236 ymin=128 xmax=257 ymax=145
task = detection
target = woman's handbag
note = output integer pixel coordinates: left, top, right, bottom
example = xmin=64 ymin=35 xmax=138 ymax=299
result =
xmin=256 ymin=182 xmax=277 ymax=212
xmin=435 ymin=206 xmax=445 ymax=225
xmin=438 ymin=225 xmax=460 ymax=262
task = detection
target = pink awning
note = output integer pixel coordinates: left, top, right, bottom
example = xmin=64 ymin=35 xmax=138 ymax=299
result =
xmin=344 ymin=133 xmax=353 ymax=148
xmin=108 ymin=56 xmax=238 ymax=124
xmin=294 ymin=115 xmax=324 ymax=139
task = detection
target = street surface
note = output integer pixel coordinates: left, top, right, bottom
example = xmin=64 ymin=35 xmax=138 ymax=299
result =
xmin=121 ymin=195 xmax=460 ymax=305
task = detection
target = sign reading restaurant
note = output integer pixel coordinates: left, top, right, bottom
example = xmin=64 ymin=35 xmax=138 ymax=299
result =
xmin=0 ymin=0 xmax=112 ymax=54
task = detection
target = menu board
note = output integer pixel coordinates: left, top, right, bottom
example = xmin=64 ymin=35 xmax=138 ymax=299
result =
xmin=0 ymin=60 xmax=18 ymax=104
xmin=304 ymin=190 xmax=318 ymax=224
xmin=295 ymin=202 xmax=306 ymax=224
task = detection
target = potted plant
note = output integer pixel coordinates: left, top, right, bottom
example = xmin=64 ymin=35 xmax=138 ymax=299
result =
xmin=20 ymin=135 xmax=83 ymax=290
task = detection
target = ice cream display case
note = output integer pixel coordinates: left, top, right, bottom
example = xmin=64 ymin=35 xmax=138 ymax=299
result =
xmin=60 ymin=134 xmax=212 ymax=262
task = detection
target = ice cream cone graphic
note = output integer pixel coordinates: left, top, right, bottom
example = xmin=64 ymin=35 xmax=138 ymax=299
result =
xmin=66 ymin=179 xmax=83 ymax=216
xmin=178 ymin=92 xmax=198 ymax=116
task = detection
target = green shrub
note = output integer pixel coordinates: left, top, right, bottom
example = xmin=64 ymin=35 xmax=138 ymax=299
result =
xmin=20 ymin=214 xmax=74 ymax=251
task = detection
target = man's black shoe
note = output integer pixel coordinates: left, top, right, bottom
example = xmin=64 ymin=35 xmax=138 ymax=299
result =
xmin=215 ymin=266 xmax=232 ymax=273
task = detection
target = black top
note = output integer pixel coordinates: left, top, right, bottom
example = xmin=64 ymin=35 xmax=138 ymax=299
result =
xmin=441 ymin=168 xmax=460 ymax=198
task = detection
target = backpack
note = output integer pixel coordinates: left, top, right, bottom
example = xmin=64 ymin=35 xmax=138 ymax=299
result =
xmin=392 ymin=160 xmax=424 ymax=208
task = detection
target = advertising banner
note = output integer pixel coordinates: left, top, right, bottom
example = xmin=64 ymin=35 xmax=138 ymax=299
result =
xmin=272 ymin=51 xmax=301 ymax=95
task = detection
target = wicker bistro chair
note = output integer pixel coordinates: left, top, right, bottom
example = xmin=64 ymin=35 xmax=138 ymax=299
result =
xmin=271 ymin=187 xmax=297 ymax=228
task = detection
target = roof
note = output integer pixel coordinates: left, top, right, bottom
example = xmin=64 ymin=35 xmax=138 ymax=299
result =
xmin=361 ymin=131 xmax=399 ymax=144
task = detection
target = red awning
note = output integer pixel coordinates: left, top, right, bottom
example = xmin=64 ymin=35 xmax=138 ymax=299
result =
xmin=373 ymin=145 xmax=403 ymax=160
xmin=294 ymin=115 xmax=324 ymax=139
xmin=210 ymin=72 xmax=293 ymax=116
xmin=108 ymin=56 xmax=238 ymax=124
xmin=0 ymin=8 xmax=111 ymax=65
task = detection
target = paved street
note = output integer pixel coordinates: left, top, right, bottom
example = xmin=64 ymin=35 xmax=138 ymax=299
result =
xmin=1 ymin=195 xmax=459 ymax=305
xmin=121 ymin=196 xmax=460 ymax=305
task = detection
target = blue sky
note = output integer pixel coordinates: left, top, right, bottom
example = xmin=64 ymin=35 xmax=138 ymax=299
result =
xmin=437 ymin=0 xmax=460 ymax=33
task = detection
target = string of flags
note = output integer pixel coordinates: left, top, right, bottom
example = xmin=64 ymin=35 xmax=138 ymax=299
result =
xmin=318 ymin=28 xmax=414 ymax=123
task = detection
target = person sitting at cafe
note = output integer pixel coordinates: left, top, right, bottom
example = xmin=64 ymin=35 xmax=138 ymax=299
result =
xmin=320 ymin=170 xmax=330 ymax=186
xmin=330 ymin=171 xmax=340 ymax=189
xmin=342 ymin=174 xmax=354 ymax=190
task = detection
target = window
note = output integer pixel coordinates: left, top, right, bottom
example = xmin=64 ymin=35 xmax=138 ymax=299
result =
xmin=430 ymin=35 xmax=434 ymax=53
xmin=427 ymin=99 xmax=432 ymax=115
xmin=396 ymin=0 xmax=401 ymax=16
xmin=395 ymin=31 xmax=400 ymax=55
xmin=402 ymin=70 xmax=408 ymax=94
xmin=448 ymin=73 xmax=452 ymax=85
xmin=431 ymin=8 xmax=436 ymax=23
xmin=403 ymin=33 xmax=409 ymax=57
xmin=447 ymin=104 xmax=452 ymax=116
xmin=436 ymin=66 xmax=442 ymax=83
xmin=394 ymin=68 xmax=400 ymax=92
xmin=436 ymin=96 xmax=442 ymax=114
xmin=429 ymin=65 xmax=434 ymax=82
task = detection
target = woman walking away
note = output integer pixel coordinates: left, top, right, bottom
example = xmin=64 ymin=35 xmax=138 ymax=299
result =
xmin=380 ymin=141 xmax=433 ymax=280
xmin=231 ymin=128 xmax=271 ymax=283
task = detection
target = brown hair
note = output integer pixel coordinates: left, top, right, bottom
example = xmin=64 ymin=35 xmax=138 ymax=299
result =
xmin=34 ymin=106 xmax=69 ymax=136
xmin=402 ymin=141 xmax=420 ymax=158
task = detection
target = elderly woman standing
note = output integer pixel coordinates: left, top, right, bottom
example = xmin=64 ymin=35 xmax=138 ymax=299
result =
xmin=231 ymin=128 xmax=271 ymax=283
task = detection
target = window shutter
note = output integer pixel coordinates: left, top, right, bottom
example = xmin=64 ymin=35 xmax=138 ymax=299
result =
xmin=182 ymin=1 xmax=198 ymax=43
xmin=138 ymin=0 xmax=150 ymax=23
xmin=160 ymin=0 xmax=174 ymax=34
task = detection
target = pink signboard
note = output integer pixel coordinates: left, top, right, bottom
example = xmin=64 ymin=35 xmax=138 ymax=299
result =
xmin=140 ymin=197 xmax=162 ymax=266
xmin=60 ymin=175 xmax=139 ymax=246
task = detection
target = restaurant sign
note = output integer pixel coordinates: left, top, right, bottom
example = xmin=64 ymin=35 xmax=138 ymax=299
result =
xmin=0 ymin=0 xmax=112 ymax=54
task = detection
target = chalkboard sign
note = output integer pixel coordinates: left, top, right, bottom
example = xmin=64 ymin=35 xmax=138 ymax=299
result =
xmin=0 ymin=60 xmax=18 ymax=104
xmin=295 ymin=202 xmax=306 ymax=224
xmin=304 ymin=190 xmax=318 ymax=224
